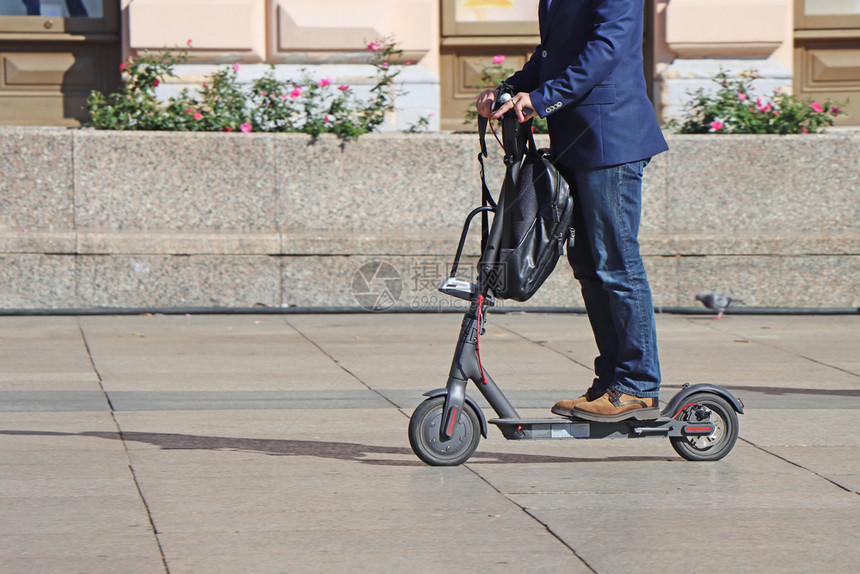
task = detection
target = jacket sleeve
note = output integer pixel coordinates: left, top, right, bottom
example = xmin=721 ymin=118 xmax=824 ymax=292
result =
xmin=505 ymin=44 xmax=543 ymax=93
xmin=529 ymin=0 xmax=638 ymax=117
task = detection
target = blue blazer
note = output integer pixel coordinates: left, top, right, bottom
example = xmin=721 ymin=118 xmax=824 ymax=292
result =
xmin=507 ymin=0 xmax=668 ymax=169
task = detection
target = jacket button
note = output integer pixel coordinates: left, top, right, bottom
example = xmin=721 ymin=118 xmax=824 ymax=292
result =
xmin=542 ymin=50 xmax=548 ymax=58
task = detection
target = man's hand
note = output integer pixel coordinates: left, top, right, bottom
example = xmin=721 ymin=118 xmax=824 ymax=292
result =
xmin=493 ymin=92 xmax=537 ymax=123
xmin=476 ymin=88 xmax=497 ymax=119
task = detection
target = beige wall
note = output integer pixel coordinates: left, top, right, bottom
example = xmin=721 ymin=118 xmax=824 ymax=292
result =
xmin=659 ymin=0 xmax=792 ymax=70
xmin=123 ymin=0 xmax=438 ymax=71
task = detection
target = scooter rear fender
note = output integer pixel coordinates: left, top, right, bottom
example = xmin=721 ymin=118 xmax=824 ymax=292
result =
xmin=423 ymin=388 xmax=488 ymax=438
xmin=661 ymin=383 xmax=745 ymax=418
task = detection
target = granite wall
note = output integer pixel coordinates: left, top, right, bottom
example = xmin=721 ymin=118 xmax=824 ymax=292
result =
xmin=1 ymin=127 xmax=858 ymax=311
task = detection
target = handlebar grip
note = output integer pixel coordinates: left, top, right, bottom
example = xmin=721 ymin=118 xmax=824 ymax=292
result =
xmin=494 ymin=93 xmax=535 ymax=117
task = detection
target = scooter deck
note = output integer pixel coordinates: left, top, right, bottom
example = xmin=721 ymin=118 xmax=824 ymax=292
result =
xmin=488 ymin=416 xmax=715 ymax=441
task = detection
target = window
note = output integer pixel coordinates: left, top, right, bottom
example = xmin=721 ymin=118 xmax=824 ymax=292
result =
xmin=442 ymin=0 xmax=539 ymax=36
xmin=0 ymin=0 xmax=103 ymax=17
xmin=804 ymin=0 xmax=860 ymax=16
xmin=797 ymin=0 xmax=860 ymax=28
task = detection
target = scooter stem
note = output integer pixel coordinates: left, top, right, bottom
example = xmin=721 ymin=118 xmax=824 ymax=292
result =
xmin=441 ymin=301 xmax=519 ymax=439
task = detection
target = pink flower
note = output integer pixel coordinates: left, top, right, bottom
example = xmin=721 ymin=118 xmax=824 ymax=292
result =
xmin=367 ymin=41 xmax=382 ymax=51
xmin=260 ymin=91 xmax=268 ymax=97
xmin=187 ymin=39 xmax=193 ymax=47
xmin=186 ymin=108 xmax=194 ymax=115
xmin=240 ymin=123 xmax=252 ymax=133
xmin=152 ymin=78 xmax=160 ymax=88
xmin=232 ymin=63 xmax=241 ymax=72
xmin=754 ymin=97 xmax=771 ymax=113
xmin=405 ymin=61 xmax=412 ymax=66
xmin=193 ymin=112 xmax=203 ymax=120
xmin=119 ymin=62 xmax=128 ymax=71
xmin=811 ymin=102 xmax=824 ymax=113
xmin=381 ymin=62 xmax=389 ymax=68
xmin=831 ymin=105 xmax=843 ymax=116
xmin=710 ymin=120 xmax=724 ymax=132
xmin=222 ymin=126 xmax=233 ymax=132
xmin=737 ymin=93 xmax=747 ymax=101
xmin=289 ymin=87 xmax=302 ymax=99
xmin=280 ymin=93 xmax=288 ymax=99
xmin=492 ymin=54 xmax=506 ymax=65
xmin=801 ymin=127 xmax=809 ymax=134
xmin=338 ymin=85 xmax=349 ymax=92
xmin=318 ymin=77 xmax=333 ymax=87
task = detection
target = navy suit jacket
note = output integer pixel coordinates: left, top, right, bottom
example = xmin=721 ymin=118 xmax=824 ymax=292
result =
xmin=507 ymin=0 xmax=668 ymax=169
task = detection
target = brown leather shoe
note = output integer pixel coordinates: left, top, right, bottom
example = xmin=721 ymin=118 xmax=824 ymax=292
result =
xmin=572 ymin=388 xmax=659 ymax=422
xmin=551 ymin=387 xmax=602 ymax=417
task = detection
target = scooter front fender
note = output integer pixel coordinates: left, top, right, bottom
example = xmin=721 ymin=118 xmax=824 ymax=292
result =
xmin=661 ymin=383 xmax=745 ymax=418
xmin=423 ymin=388 xmax=488 ymax=438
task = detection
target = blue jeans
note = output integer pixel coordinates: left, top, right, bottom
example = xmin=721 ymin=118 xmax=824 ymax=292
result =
xmin=560 ymin=160 xmax=661 ymax=398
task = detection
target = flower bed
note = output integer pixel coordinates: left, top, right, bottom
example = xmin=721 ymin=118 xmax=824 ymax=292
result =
xmin=87 ymin=38 xmax=431 ymax=137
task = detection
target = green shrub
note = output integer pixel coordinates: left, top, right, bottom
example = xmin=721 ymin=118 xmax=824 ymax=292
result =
xmin=86 ymin=38 xmax=421 ymax=138
xmin=670 ymin=69 xmax=846 ymax=135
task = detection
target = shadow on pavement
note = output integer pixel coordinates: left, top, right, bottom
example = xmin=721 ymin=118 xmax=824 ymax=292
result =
xmin=0 ymin=429 xmax=676 ymax=466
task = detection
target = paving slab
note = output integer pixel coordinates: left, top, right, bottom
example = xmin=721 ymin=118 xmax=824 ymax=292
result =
xmin=521 ymin=507 xmax=859 ymax=574
xmin=0 ymin=316 xmax=99 ymax=390
xmin=0 ymin=411 xmax=163 ymax=573
xmin=79 ymin=314 xmax=356 ymax=392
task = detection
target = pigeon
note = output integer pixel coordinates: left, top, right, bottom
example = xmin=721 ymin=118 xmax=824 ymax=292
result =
xmin=696 ymin=292 xmax=745 ymax=320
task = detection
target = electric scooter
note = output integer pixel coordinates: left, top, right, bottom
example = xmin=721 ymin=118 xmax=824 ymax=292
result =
xmin=408 ymin=103 xmax=743 ymax=466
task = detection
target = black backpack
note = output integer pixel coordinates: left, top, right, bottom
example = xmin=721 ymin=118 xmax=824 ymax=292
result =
xmin=478 ymin=116 xmax=573 ymax=302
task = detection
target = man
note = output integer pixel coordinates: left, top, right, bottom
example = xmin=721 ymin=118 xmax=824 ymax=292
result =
xmin=476 ymin=0 xmax=668 ymax=422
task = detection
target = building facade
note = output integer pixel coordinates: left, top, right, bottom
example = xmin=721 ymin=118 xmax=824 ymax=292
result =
xmin=0 ymin=0 xmax=857 ymax=129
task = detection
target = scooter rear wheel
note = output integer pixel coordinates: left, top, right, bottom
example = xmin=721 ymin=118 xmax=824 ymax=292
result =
xmin=409 ymin=396 xmax=481 ymax=466
xmin=670 ymin=392 xmax=739 ymax=461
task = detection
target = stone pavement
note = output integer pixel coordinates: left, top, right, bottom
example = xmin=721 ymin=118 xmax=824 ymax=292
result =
xmin=1 ymin=312 xmax=858 ymax=573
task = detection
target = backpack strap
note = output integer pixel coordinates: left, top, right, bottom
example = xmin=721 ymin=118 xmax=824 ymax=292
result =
xmin=477 ymin=115 xmax=489 ymax=158
xmin=477 ymin=116 xmax=495 ymax=255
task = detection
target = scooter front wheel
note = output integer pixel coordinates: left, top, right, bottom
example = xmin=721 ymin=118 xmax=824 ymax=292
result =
xmin=409 ymin=396 xmax=481 ymax=466
xmin=670 ymin=392 xmax=739 ymax=461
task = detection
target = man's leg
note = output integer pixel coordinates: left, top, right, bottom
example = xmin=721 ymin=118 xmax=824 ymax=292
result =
xmin=568 ymin=169 xmax=618 ymax=392
xmin=556 ymin=160 xmax=661 ymax=421
xmin=551 ymin=169 xmax=616 ymax=416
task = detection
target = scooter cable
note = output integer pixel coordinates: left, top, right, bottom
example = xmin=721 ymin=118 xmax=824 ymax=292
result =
xmin=673 ymin=403 xmax=697 ymax=419
xmin=488 ymin=118 xmax=505 ymax=152
xmin=476 ymin=295 xmax=489 ymax=385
